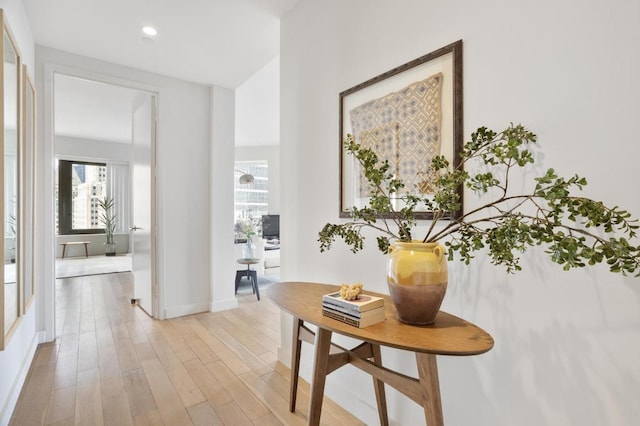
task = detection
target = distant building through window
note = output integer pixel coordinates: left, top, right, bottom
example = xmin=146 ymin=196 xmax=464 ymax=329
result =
xmin=56 ymin=160 xmax=107 ymax=235
xmin=234 ymin=160 xmax=268 ymax=235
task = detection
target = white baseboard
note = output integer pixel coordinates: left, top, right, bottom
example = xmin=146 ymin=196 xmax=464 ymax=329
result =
xmin=0 ymin=333 xmax=39 ymax=426
xmin=209 ymin=298 xmax=239 ymax=312
xmin=163 ymin=302 xmax=209 ymax=319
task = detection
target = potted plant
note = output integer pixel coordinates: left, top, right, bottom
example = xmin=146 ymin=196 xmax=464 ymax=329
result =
xmin=319 ymin=123 xmax=640 ymax=324
xmin=97 ymin=196 xmax=118 ymax=256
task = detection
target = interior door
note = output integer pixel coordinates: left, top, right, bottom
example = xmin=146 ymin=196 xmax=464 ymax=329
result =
xmin=131 ymin=93 xmax=156 ymax=316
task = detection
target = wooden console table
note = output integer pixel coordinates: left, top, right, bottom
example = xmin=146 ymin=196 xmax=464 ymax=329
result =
xmin=269 ymin=282 xmax=494 ymax=426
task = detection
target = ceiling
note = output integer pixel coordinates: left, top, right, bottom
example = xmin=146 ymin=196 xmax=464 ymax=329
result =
xmin=24 ymin=0 xmax=299 ymax=89
xmin=25 ymin=0 xmax=293 ymax=145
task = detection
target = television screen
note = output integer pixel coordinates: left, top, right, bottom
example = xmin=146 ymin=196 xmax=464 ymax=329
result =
xmin=262 ymin=214 xmax=280 ymax=239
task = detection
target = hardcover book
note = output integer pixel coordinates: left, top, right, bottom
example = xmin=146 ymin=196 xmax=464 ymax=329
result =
xmin=322 ymin=301 xmax=384 ymax=319
xmin=322 ymin=305 xmax=385 ymax=328
xmin=322 ymin=292 xmax=384 ymax=313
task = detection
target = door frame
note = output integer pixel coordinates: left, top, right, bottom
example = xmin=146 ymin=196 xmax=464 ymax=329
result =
xmin=42 ymin=63 xmax=160 ymax=342
xmin=131 ymin=92 xmax=158 ymax=318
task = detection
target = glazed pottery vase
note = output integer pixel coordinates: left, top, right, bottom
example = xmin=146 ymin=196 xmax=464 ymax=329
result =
xmin=386 ymin=241 xmax=448 ymax=325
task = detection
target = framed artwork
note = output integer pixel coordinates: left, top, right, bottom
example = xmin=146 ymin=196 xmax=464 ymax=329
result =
xmin=339 ymin=40 xmax=463 ymax=219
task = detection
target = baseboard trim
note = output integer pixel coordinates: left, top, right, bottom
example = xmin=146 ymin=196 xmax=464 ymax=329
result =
xmin=163 ymin=302 xmax=209 ymax=319
xmin=0 ymin=333 xmax=39 ymax=426
xmin=209 ymin=298 xmax=238 ymax=312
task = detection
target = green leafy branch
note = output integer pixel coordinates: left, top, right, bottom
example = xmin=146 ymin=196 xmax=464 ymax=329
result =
xmin=318 ymin=124 xmax=640 ymax=276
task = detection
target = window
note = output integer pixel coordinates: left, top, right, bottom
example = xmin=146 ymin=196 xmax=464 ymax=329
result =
xmin=57 ymin=160 xmax=107 ymax=235
xmin=234 ymin=161 xmax=268 ymax=233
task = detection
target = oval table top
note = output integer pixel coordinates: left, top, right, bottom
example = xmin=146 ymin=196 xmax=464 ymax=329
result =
xmin=269 ymin=281 xmax=494 ymax=356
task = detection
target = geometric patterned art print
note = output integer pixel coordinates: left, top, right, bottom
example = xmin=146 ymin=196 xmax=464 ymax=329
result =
xmin=349 ymin=72 xmax=443 ymax=196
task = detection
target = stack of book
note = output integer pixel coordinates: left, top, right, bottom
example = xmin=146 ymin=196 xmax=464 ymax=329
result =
xmin=322 ymin=292 xmax=385 ymax=328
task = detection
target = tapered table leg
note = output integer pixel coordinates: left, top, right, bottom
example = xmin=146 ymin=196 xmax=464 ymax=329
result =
xmin=308 ymin=327 xmax=332 ymax=425
xmin=370 ymin=344 xmax=389 ymax=426
xmin=416 ymin=352 xmax=444 ymax=426
xmin=289 ymin=317 xmax=303 ymax=412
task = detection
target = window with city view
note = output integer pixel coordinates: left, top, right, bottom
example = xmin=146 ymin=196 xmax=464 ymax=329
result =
xmin=57 ymin=160 xmax=107 ymax=235
xmin=234 ymin=161 xmax=268 ymax=235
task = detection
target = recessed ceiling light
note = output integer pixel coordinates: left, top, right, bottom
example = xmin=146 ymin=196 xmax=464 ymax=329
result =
xmin=142 ymin=26 xmax=157 ymax=37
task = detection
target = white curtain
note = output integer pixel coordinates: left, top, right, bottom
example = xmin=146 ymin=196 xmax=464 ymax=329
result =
xmin=107 ymin=163 xmax=130 ymax=234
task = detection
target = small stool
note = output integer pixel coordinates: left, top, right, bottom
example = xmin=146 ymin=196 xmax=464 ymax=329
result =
xmin=235 ymin=258 xmax=261 ymax=300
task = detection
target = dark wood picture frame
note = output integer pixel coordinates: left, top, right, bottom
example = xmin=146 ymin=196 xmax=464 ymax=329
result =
xmin=339 ymin=40 xmax=463 ymax=219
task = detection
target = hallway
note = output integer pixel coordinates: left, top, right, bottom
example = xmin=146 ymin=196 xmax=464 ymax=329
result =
xmin=9 ymin=273 xmax=362 ymax=425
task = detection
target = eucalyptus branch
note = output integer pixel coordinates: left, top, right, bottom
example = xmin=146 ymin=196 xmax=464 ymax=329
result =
xmin=319 ymin=124 xmax=640 ymax=276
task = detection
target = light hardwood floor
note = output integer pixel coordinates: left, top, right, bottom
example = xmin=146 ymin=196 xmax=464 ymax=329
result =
xmin=10 ymin=273 xmax=365 ymax=425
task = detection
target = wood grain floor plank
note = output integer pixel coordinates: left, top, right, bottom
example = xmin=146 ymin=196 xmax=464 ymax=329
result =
xmin=141 ymin=358 xmax=193 ymax=425
xmin=133 ymin=341 xmax=158 ymax=362
xmin=11 ymin=273 xmax=361 ymax=426
xmin=101 ymin=375 xmax=134 ymax=426
xmin=97 ymin=343 xmax=121 ymax=381
xmin=125 ymin=319 xmax=149 ymax=345
xmin=183 ymin=359 xmax=233 ymax=407
xmin=44 ymin=385 xmax=76 ymax=425
xmin=52 ymin=349 xmax=78 ymax=390
xmin=186 ymin=317 xmax=251 ymax=376
xmin=270 ymin=363 xmax=366 ymax=426
xmin=252 ymin=412 xmax=284 ymax=426
xmin=35 ymin=341 xmax=59 ymax=366
xmin=122 ymin=368 xmax=158 ymax=417
xmin=239 ymin=370 xmax=307 ymax=426
xmin=10 ymin=361 xmax=56 ymax=425
xmin=148 ymin=331 xmax=206 ymax=408
xmin=168 ymin=317 xmax=197 ymax=339
xmin=115 ymin=337 xmax=142 ymax=372
xmin=158 ymin=320 xmax=198 ymax=362
xmin=79 ymin=310 xmax=95 ymax=334
xmin=183 ymin=331 xmax=220 ymax=365
xmin=132 ymin=409 xmax=164 ymax=426
xmin=205 ymin=360 xmax=269 ymax=420
xmin=214 ymin=400 xmax=253 ymax=426
xmin=186 ymin=401 xmax=223 ymax=426
xmin=77 ymin=331 xmax=99 ymax=372
xmin=75 ymin=368 xmax=104 ymax=426
xmin=204 ymin=323 xmax=272 ymax=377
xmin=95 ymin=317 xmax=115 ymax=349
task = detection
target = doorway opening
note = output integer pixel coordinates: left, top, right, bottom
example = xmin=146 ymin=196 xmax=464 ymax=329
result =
xmin=50 ymin=71 xmax=158 ymax=327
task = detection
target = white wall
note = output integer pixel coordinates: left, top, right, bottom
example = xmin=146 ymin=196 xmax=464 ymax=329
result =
xmin=35 ymin=46 xmax=216 ymax=329
xmin=0 ymin=2 xmax=37 ymax=424
xmin=281 ymin=0 xmax=640 ymax=425
xmin=210 ymin=86 xmax=239 ymax=312
xmin=55 ymin=134 xmax=131 ymax=161
xmin=235 ymin=56 xmax=279 ymax=147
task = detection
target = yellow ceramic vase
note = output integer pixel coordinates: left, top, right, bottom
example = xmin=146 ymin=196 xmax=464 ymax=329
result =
xmin=386 ymin=241 xmax=448 ymax=325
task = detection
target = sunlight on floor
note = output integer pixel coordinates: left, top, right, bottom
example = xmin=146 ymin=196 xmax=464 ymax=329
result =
xmin=55 ymin=254 xmax=132 ymax=279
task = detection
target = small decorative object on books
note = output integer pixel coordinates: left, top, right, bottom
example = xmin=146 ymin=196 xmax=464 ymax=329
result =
xmin=322 ymin=289 xmax=385 ymax=328
xmin=339 ymin=282 xmax=363 ymax=300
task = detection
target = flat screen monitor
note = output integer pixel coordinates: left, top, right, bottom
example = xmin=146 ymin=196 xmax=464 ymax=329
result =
xmin=262 ymin=214 xmax=280 ymax=239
